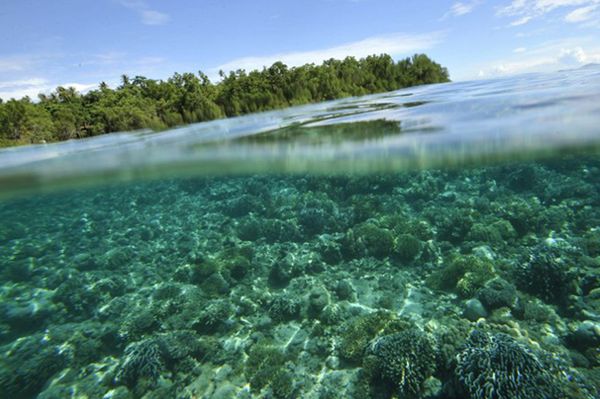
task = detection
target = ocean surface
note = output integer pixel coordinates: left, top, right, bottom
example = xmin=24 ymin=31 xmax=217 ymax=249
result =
xmin=1 ymin=66 xmax=600 ymax=398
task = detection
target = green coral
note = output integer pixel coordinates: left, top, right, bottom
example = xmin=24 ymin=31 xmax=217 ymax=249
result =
xmin=426 ymin=254 xmax=495 ymax=298
xmin=244 ymin=343 xmax=296 ymax=397
xmin=343 ymin=222 xmax=395 ymax=259
xmin=268 ymin=295 xmax=301 ymax=322
xmin=394 ymin=233 xmax=422 ymax=262
xmin=338 ymin=311 xmax=408 ymax=364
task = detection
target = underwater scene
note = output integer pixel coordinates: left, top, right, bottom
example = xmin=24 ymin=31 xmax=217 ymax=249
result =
xmin=2 ymin=67 xmax=600 ymax=399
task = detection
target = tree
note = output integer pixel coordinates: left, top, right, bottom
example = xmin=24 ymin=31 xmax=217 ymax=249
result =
xmin=0 ymin=53 xmax=450 ymax=147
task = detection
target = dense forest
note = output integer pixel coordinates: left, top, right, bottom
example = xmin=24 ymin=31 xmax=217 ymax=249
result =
xmin=0 ymin=54 xmax=449 ymax=147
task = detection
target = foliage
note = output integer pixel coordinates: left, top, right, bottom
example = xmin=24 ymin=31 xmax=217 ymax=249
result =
xmin=0 ymin=54 xmax=450 ymax=146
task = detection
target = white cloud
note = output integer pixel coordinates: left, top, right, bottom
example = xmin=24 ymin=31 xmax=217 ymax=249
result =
xmin=213 ymin=32 xmax=443 ymax=75
xmin=0 ymin=55 xmax=36 ymax=73
xmin=0 ymin=78 xmax=47 ymax=90
xmin=141 ymin=10 xmax=170 ymax=25
xmin=475 ymin=38 xmax=600 ymax=77
xmin=565 ymin=4 xmax=599 ymax=21
xmin=440 ymin=1 xmax=481 ymax=20
xmin=498 ymin=0 xmax=600 ymax=25
xmin=119 ymin=0 xmax=170 ymax=26
xmin=513 ymin=46 xmax=528 ymax=52
xmin=451 ymin=1 xmax=482 ymax=16
xmin=0 ymin=78 xmax=96 ymax=101
xmin=511 ymin=15 xmax=533 ymax=24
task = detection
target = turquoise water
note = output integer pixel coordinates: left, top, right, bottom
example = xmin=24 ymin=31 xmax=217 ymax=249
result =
xmin=1 ymin=67 xmax=600 ymax=398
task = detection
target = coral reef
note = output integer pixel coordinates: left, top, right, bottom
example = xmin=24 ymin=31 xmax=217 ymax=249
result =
xmin=1 ymin=155 xmax=600 ymax=398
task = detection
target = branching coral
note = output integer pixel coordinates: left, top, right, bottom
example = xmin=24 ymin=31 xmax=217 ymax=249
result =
xmin=115 ymin=339 xmax=163 ymax=386
xmin=367 ymin=329 xmax=437 ymax=396
xmin=455 ymin=330 xmax=562 ymax=399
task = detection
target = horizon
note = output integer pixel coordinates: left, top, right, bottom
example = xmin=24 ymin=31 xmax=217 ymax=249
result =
xmin=1 ymin=0 xmax=600 ymax=100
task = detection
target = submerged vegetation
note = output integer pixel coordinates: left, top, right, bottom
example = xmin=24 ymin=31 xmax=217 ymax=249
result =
xmin=0 ymin=53 xmax=449 ymax=147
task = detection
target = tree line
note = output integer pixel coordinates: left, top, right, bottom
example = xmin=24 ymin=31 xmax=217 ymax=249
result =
xmin=0 ymin=54 xmax=449 ymax=147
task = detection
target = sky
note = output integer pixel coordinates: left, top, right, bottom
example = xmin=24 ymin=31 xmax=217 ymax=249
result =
xmin=1 ymin=0 xmax=600 ymax=100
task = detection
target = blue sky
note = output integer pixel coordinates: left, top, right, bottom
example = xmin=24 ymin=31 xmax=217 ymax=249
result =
xmin=1 ymin=0 xmax=599 ymax=100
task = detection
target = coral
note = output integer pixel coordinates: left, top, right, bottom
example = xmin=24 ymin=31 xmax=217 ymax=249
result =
xmin=467 ymin=220 xmax=515 ymax=246
xmin=244 ymin=343 xmax=295 ymax=395
xmin=343 ymin=222 xmax=395 ymax=259
xmin=268 ymin=295 xmax=301 ymax=322
xmin=502 ymin=197 xmax=544 ymax=236
xmin=477 ymin=278 xmax=517 ymax=310
xmin=298 ymin=206 xmax=333 ymax=236
xmin=515 ymin=240 xmax=577 ymax=306
xmin=0 ymin=334 xmax=70 ymax=398
xmin=158 ymin=331 xmax=207 ymax=363
xmin=394 ymin=233 xmax=422 ymax=262
xmin=200 ymin=272 xmax=230 ymax=297
xmin=122 ymin=309 xmax=159 ymax=339
xmin=116 ymin=339 xmax=163 ymax=387
xmin=338 ymin=311 xmax=407 ymax=364
xmin=307 ymin=287 xmax=330 ymax=319
xmin=315 ymin=235 xmax=343 ymax=265
xmin=268 ymin=259 xmax=297 ymax=288
xmin=426 ymin=255 xmax=495 ymax=298
xmin=237 ymin=216 xmax=263 ymax=241
xmin=53 ymin=274 xmax=100 ymax=317
xmin=455 ymin=330 xmax=562 ymax=399
xmin=334 ymin=280 xmax=355 ymax=301
xmin=262 ymin=219 xmax=302 ymax=243
xmin=221 ymin=193 xmax=263 ymax=217
xmin=434 ymin=207 xmax=474 ymax=244
xmin=366 ymin=329 xmax=437 ymax=396
xmin=193 ymin=299 xmax=233 ymax=334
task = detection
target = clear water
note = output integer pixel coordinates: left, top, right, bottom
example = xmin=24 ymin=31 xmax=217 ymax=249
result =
xmin=1 ymin=67 xmax=600 ymax=398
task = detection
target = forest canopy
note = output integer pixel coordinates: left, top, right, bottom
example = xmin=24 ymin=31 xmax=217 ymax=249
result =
xmin=0 ymin=54 xmax=449 ymax=147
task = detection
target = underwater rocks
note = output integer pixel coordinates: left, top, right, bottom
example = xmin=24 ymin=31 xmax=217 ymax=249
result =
xmin=462 ymin=299 xmax=488 ymax=322
xmin=0 ymin=333 xmax=71 ymax=398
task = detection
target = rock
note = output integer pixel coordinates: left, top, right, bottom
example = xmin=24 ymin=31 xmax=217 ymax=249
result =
xmin=567 ymin=320 xmax=600 ymax=349
xmin=477 ymin=277 xmax=517 ymax=310
xmin=422 ymin=376 xmax=442 ymax=399
xmin=462 ymin=298 xmax=488 ymax=321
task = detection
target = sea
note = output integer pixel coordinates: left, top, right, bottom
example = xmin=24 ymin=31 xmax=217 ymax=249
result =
xmin=1 ymin=65 xmax=600 ymax=399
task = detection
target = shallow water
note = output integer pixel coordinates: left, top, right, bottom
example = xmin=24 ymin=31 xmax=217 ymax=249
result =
xmin=1 ymin=68 xmax=600 ymax=398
